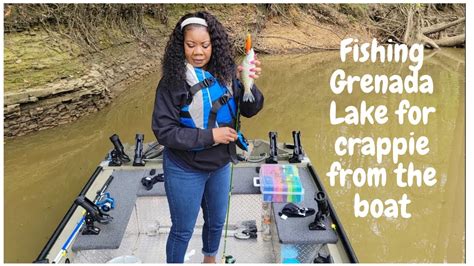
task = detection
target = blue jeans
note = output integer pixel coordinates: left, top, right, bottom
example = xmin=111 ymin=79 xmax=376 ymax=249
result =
xmin=163 ymin=151 xmax=231 ymax=263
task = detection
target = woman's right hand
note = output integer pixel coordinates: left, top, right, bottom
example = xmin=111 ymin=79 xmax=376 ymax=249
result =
xmin=212 ymin=127 xmax=238 ymax=144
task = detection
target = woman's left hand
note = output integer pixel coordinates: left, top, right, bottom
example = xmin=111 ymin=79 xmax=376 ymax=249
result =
xmin=237 ymin=57 xmax=262 ymax=79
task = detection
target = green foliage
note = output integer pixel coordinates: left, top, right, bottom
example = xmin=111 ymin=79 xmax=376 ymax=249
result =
xmin=337 ymin=4 xmax=368 ymax=19
xmin=4 ymin=31 xmax=86 ymax=92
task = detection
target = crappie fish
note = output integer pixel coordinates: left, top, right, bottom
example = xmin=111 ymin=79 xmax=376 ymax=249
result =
xmin=241 ymin=34 xmax=255 ymax=102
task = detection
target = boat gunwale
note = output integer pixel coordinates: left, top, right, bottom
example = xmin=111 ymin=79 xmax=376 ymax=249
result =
xmin=307 ymin=163 xmax=359 ymax=263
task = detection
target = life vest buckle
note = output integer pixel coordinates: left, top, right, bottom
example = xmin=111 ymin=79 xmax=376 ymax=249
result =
xmin=202 ymin=78 xmax=214 ymax=88
xmin=219 ymin=93 xmax=231 ymax=105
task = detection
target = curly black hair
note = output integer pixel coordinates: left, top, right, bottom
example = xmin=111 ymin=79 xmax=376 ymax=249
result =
xmin=162 ymin=11 xmax=235 ymax=89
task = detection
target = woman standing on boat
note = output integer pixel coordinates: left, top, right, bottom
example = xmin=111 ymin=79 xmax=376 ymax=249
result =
xmin=152 ymin=11 xmax=264 ymax=263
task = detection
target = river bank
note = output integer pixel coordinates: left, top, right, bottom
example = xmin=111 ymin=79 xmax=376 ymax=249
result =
xmin=3 ymin=4 xmax=373 ymax=138
xmin=3 ymin=4 xmax=464 ymax=138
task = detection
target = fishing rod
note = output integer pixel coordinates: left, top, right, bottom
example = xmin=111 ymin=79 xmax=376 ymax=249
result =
xmin=220 ymin=95 xmax=244 ymax=264
xmin=52 ymin=175 xmax=114 ymax=263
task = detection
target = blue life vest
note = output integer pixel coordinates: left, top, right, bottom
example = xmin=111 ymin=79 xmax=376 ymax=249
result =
xmin=179 ymin=65 xmax=237 ymax=130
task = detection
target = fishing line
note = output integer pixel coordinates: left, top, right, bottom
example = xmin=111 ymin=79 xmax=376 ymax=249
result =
xmin=221 ymin=98 xmax=241 ymax=263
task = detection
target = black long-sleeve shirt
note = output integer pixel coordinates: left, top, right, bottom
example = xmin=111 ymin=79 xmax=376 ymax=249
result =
xmin=152 ymin=77 xmax=264 ymax=171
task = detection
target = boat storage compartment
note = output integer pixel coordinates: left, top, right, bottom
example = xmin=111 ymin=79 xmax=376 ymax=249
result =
xmin=258 ymin=164 xmax=304 ymax=203
xmin=270 ymin=166 xmax=338 ymax=263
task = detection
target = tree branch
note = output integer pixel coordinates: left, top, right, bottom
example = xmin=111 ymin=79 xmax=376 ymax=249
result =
xmin=422 ymin=17 xmax=465 ymax=35
xmin=435 ymin=34 xmax=465 ymax=47
xmin=258 ymin=35 xmax=339 ymax=50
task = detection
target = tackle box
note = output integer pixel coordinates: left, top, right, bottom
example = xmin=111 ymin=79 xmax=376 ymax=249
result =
xmin=257 ymin=164 xmax=304 ymax=203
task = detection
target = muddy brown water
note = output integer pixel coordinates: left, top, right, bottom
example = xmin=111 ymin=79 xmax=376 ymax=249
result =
xmin=4 ymin=49 xmax=465 ymax=262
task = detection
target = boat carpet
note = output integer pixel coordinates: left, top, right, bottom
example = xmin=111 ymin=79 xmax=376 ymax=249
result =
xmin=272 ymin=167 xmax=338 ymax=244
xmin=72 ymin=169 xmax=147 ymax=251
xmin=72 ymin=166 xmax=261 ymax=251
xmin=136 ymin=166 xmax=261 ymax=197
xmin=73 ymin=166 xmax=337 ymax=251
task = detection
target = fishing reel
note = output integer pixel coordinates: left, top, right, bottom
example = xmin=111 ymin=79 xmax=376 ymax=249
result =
xmin=96 ymin=192 xmax=115 ymax=212
xmin=236 ymin=131 xmax=249 ymax=151
xmin=222 ymin=255 xmax=236 ymax=264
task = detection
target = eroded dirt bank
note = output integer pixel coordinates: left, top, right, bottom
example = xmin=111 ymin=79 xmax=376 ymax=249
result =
xmin=4 ymin=4 xmax=464 ymax=138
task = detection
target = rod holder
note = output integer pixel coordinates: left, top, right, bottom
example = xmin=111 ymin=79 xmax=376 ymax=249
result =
xmin=109 ymin=134 xmax=130 ymax=166
xmin=75 ymin=196 xmax=113 ymax=235
xmin=309 ymin=192 xmax=329 ymax=230
xmin=289 ymin=130 xmax=305 ymax=163
xmin=133 ymin=133 xmax=145 ymax=166
xmin=265 ymin=131 xmax=278 ymax=164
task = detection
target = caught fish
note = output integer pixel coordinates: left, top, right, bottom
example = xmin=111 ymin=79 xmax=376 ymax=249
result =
xmin=241 ymin=33 xmax=256 ymax=102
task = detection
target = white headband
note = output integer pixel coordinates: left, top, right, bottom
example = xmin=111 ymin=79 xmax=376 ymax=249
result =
xmin=180 ymin=17 xmax=208 ymax=30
